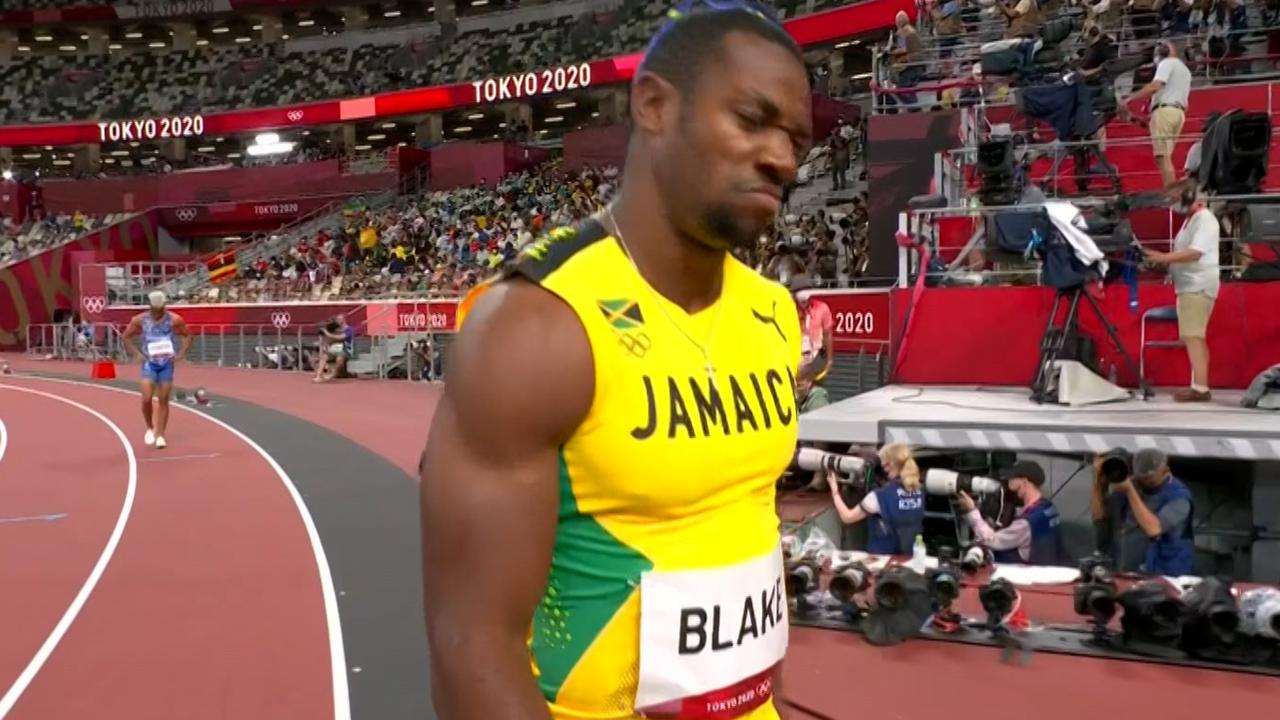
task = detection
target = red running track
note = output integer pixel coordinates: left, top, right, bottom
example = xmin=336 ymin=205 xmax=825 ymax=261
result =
xmin=0 ymin=387 xmax=130 ymax=698
xmin=0 ymin=377 xmax=340 ymax=720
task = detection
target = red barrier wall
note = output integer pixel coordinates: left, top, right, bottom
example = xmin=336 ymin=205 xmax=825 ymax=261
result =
xmin=564 ymin=124 xmax=629 ymax=173
xmin=0 ymin=211 xmax=158 ymax=348
xmin=505 ymin=144 xmax=553 ymax=175
xmin=811 ymin=94 xmax=862 ymax=143
xmin=39 ymin=161 xmax=398 ymax=215
xmin=891 ymin=282 xmax=1280 ymax=390
xmin=429 ymin=142 xmax=507 ymax=190
xmin=157 ymin=196 xmax=342 ymax=238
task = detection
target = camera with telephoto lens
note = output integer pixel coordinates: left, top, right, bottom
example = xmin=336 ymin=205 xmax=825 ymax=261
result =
xmin=791 ymin=447 xmax=871 ymax=481
xmin=979 ymin=578 xmax=1019 ymax=622
xmin=829 ymin=561 xmax=872 ymax=605
xmin=923 ymin=468 xmax=1004 ymax=496
xmin=1239 ymin=588 xmax=1280 ymax=640
xmin=961 ymin=545 xmax=991 ymax=574
xmin=1073 ymin=553 xmax=1119 ymax=625
xmin=1099 ymin=449 xmax=1132 ymax=484
xmin=929 ymin=547 xmax=962 ymax=606
xmin=784 ymin=556 xmax=822 ymax=607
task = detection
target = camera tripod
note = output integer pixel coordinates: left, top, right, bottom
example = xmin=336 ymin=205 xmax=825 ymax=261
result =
xmin=1037 ymin=135 xmax=1121 ymax=196
xmin=1031 ymin=283 xmax=1154 ymax=403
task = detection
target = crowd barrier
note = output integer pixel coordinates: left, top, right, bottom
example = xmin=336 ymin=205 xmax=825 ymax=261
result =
xmin=75 ymin=276 xmax=1280 ymax=391
xmin=91 ymin=293 xmax=892 ymax=350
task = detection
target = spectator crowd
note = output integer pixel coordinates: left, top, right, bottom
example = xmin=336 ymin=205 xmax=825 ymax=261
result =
xmin=0 ymin=0 xmax=851 ymax=125
xmin=180 ymin=151 xmax=871 ymax=305
xmin=0 ymin=210 xmax=121 ymax=268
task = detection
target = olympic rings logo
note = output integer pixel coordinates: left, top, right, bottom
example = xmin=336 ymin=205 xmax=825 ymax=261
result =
xmin=81 ymin=295 xmax=107 ymax=314
xmin=175 ymin=208 xmax=198 ymax=222
xmin=617 ymin=331 xmax=651 ymax=358
xmin=270 ymin=311 xmax=292 ymax=329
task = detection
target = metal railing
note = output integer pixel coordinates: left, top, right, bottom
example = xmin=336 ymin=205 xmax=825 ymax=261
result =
xmin=25 ymin=323 xmax=129 ymax=362
xmin=874 ymin=10 xmax=1280 ymax=112
xmin=108 ymin=261 xmax=204 ymax=305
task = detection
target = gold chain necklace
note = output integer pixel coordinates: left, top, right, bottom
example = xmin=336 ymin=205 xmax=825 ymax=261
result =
xmin=604 ymin=204 xmax=724 ymax=393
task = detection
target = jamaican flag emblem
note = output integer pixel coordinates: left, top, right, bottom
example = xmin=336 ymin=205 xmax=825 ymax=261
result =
xmin=597 ymin=299 xmax=645 ymax=331
xmin=597 ymin=299 xmax=651 ymax=358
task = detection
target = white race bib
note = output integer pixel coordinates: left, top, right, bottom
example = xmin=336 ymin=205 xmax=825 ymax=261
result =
xmin=147 ymin=338 xmax=175 ymax=359
xmin=635 ymin=546 xmax=788 ymax=713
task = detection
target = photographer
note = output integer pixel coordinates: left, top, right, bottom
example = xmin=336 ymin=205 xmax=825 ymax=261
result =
xmin=955 ymin=461 xmax=1064 ymax=565
xmin=1092 ymin=449 xmax=1195 ymax=576
xmin=792 ymin=276 xmax=834 ymax=384
xmin=825 ymin=443 xmax=924 ymax=555
xmin=313 ymin=314 xmax=352 ymax=383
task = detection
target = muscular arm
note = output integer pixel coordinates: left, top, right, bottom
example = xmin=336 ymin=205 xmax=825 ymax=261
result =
xmin=1122 ymin=482 xmax=1164 ymax=539
xmin=419 ymin=280 xmax=593 ymax=719
xmin=122 ymin=316 xmax=142 ymax=360
xmin=172 ymin=316 xmax=192 ymax=360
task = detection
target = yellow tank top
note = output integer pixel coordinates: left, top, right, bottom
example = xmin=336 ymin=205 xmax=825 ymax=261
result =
xmin=471 ymin=221 xmax=802 ymax=719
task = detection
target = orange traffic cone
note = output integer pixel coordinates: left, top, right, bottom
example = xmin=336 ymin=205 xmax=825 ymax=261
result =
xmin=91 ymin=360 xmax=116 ymax=380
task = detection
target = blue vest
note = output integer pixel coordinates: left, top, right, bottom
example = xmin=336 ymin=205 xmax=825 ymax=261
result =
xmin=1139 ymin=477 xmax=1196 ymax=576
xmin=866 ymin=480 xmax=925 ymax=555
xmin=141 ymin=312 xmax=175 ymax=366
xmin=993 ymin=499 xmax=1063 ymax=565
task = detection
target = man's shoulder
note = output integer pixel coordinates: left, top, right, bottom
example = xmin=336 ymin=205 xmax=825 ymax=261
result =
xmin=506 ymin=219 xmax=612 ymax=284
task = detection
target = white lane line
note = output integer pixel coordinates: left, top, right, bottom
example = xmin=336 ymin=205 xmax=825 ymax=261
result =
xmin=0 ymin=384 xmax=137 ymax=720
xmin=0 ymin=513 xmax=69 ymax=526
xmin=0 ymin=415 xmax=8 ymax=466
xmin=140 ymin=453 xmax=223 ymax=463
xmin=15 ymin=375 xmax=351 ymax=720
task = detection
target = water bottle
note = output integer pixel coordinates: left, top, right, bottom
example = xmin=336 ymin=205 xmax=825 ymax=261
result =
xmin=912 ymin=534 xmax=928 ymax=571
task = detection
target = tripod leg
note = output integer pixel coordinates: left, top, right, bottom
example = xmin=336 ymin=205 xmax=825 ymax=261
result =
xmin=1082 ymin=290 xmax=1152 ymax=398
xmin=1087 ymin=144 xmax=1121 ymax=192
xmin=1032 ymin=292 xmax=1072 ymax=401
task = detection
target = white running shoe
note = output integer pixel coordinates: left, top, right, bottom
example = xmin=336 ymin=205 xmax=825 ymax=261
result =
xmin=144 ymin=429 xmax=156 ymax=446
xmin=155 ymin=436 xmax=167 ymax=450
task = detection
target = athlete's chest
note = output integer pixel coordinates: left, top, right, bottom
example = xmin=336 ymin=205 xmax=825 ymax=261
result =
xmin=572 ymin=293 xmax=800 ymax=509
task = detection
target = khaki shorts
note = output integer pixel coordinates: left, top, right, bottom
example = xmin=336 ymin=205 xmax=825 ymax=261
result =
xmin=1176 ymin=292 xmax=1215 ymax=340
xmin=1150 ymin=106 xmax=1185 ymax=158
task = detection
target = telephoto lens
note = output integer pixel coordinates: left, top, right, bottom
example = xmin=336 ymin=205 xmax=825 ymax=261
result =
xmin=1181 ymin=576 xmax=1241 ymax=650
xmin=785 ymin=560 xmax=819 ymax=598
xmin=923 ymin=468 xmax=1003 ymax=496
xmin=1073 ymin=554 xmax=1118 ymax=624
xmin=1100 ymin=448 xmax=1132 ymax=484
xmin=961 ymin=545 xmax=990 ymax=573
xmin=979 ymin=578 xmax=1018 ymax=620
xmin=1238 ymin=588 xmax=1280 ymax=640
xmin=829 ymin=561 xmax=872 ymax=605
xmin=929 ymin=546 xmax=962 ymax=605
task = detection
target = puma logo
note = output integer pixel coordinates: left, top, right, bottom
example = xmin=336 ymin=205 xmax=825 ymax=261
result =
xmin=752 ymin=300 xmax=787 ymax=343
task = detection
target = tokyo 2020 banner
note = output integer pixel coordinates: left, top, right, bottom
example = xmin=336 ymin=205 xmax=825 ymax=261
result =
xmin=0 ymin=0 xmax=914 ymax=147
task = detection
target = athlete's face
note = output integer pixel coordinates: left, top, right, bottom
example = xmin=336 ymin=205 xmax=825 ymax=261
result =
xmin=652 ymin=31 xmax=812 ymax=251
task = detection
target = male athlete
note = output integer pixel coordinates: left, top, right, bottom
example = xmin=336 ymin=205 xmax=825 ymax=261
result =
xmin=419 ymin=3 xmax=812 ymax=719
xmin=122 ymin=290 xmax=190 ymax=449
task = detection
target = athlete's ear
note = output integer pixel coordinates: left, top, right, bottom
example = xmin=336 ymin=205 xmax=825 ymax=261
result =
xmin=629 ymin=70 xmax=678 ymax=138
